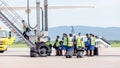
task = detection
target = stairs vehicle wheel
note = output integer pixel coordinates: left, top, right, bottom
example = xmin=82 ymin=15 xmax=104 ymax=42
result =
xmin=0 ymin=51 xmax=4 ymax=53
xmin=36 ymin=43 xmax=51 ymax=57
xmin=30 ymin=47 xmax=37 ymax=57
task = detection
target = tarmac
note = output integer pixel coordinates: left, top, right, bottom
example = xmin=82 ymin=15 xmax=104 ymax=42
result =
xmin=0 ymin=47 xmax=120 ymax=68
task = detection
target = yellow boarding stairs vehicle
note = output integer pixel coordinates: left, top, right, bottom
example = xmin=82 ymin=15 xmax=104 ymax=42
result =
xmin=0 ymin=27 xmax=15 ymax=53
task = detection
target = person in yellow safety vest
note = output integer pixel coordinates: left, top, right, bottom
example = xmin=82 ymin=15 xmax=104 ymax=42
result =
xmin=46 ymin=40 xmax=52 ymax=56
xmin=76 ymin=33 xmax=84 ymax=48
xmin=54 ymin=36 xmax=61 ymax=56
xmin=90 ymin=34 xmax=96 ymax=56
xmin=67 ymin=34 xmax=74 ymax=51
xmin=46 ymin=41 xmax=52 ymax=49
xmin=62 ymin=33 xmax=68 ymax=56
xmin=22 ymin=20 xmax=30 ymax=40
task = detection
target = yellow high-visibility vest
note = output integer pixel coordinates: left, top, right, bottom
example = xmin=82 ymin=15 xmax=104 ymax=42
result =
xmin=56 ymin=38 xmax=60 ymax=47
xmin=68 ymin=37 xmax=73 ymax=47
xmin=77 ymin=36 xmax=84 ymax=47
xmin=46 ymin=41 xmax=51 ymax=46
xmin=91 ymin=37 xmax=95 ymax=45
xmin=77 ymin=36 xmax=82 ymax=47
xmin=63 ymin=37 xmax=67 ymax=45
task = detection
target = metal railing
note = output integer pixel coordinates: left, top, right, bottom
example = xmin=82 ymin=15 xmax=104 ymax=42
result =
xmin=0 ymin=0 xmax=26 ymax=31
xmin=0 ymin=0 xmax=35 ymax=48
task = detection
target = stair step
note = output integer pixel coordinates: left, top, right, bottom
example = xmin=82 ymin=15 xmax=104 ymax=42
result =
xmin=2 ymin=20 xmax=7 ymax=22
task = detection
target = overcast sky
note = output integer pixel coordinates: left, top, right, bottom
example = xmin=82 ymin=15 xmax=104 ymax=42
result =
xmin=1 ymin=0 xmax=120 ymax=29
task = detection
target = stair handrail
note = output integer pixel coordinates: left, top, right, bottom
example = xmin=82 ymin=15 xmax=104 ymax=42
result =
xmin=0 ymin=0 xmax=28 ymax=31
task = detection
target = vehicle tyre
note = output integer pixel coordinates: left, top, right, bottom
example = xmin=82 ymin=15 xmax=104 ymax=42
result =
xmin=30 ymin=47 xmax=37 ymax=57
xmin=47 ymin=53 xmax=51 ymax=56
xmin=0 ymin=51 xmax=4 ymax=53
xmin=30 ymin=52 xmax=37 ymax=57
xmin=37 ymin=43 xmax=51 ymax=57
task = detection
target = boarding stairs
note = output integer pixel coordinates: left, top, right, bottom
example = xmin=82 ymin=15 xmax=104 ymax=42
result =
xmin=0 ymin=0 xmax=35 ymax=48
xmin=96 ymin=36 xmax=111 ymax=47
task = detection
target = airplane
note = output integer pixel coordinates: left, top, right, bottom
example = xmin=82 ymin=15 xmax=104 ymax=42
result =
xmin=70 ymin=26 xmax=111 ymax=48
xmin=0 ymin=5 xmax=95 ymax=10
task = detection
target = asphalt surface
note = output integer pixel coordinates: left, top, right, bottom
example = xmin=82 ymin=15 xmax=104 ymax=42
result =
xmin=0 ymin=47 xmax=120 ymax=68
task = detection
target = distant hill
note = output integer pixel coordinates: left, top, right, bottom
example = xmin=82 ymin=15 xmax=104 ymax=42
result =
xmin=48 ymin=26 xmax=120 ymax=40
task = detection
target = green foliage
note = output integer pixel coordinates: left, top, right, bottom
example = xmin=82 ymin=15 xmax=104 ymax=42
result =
xmin=110 ymin=40 xmax=120 ymax=47
xmin=8 ymin=41 xmax=28 ymax=48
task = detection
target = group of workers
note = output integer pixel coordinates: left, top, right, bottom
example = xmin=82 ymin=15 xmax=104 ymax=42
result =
xmin=52 ymin=33 xmax=96 ymax=57
xmin=21 ymin=20 xmax=97 ymax=57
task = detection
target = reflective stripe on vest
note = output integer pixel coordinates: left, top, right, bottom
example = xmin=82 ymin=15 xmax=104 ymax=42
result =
xmin=63 ymin=37 xmax=67 ymax=45
xmin=91 ymin=37 xmax=95 ymax=45
xmin=56 ymin=38 xmax=60 ymax=47
xmin=68 ymin=37 xmax=73 ymax=46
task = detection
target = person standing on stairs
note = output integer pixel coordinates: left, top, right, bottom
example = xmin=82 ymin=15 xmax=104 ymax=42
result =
xmin=22 ymin=20 xmax=31 ymax=40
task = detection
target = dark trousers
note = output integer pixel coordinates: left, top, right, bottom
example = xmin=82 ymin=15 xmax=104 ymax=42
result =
xmin=23 ymin=31 xmax=29 ymax=40
xmin=55 ymin=47 xmax=63 ymax=56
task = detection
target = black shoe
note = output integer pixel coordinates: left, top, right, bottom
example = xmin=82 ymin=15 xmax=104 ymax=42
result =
xmin=73 ymin=54 xmax=76 ymax=56
xmin=87 ymin=55 xmax=90 ymax=57
xmin=55 ymin=55 xmax=59 ymax=56
xmin=60 ymin=55 xmax=63 ymax=56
